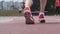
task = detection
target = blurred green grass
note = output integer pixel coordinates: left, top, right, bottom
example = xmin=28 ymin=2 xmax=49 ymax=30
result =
xmin=0 ymin=9 xmax=59 ymax=16
xmin=0 ymin=9 xmax=23 ymax=16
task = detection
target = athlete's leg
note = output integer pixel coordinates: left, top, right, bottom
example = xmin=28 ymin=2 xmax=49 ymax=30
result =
xmin=25 ymin=0 xmax=33 ymax=7
xmin=39 ymin=0 xmax=47 ymax=23
xmin=40 ymin=0 xmax=47 ymax=12
xmin=24 ymin=0 xmax=34 ymax=24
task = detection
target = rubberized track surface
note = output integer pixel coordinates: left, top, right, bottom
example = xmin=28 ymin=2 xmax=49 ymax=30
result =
xmin=0 ymin=16 xmax=60 ymax=34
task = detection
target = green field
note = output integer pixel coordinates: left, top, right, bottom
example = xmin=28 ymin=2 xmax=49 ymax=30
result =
xmin=0 ymin=9 xmax=23 ymax=16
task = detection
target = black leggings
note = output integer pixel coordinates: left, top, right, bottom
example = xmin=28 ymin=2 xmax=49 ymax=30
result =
xmin=56 ymin=7 xmax=60 ymax=14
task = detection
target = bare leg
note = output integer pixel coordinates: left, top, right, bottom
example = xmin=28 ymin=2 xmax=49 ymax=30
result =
xmin=40 ymin=0 xmax=47 ymax=12
xmin=39 ymin=0 xmax=47 ymax=23
xmin=25 ymin=0 xmax=33 ymax=7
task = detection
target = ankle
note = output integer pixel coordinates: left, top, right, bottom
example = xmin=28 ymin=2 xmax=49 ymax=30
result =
xmin=39 ymin=12 xmax=44 ymax=15
xmin=24 ymin=6 xmax=31 ymax=10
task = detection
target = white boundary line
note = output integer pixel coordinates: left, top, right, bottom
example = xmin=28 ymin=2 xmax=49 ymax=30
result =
xmin=0 ymin=18 xmax=13 ymax=23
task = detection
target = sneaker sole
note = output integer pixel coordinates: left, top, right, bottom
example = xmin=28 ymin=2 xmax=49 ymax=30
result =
xmin=24 ymin=12 xmax=34 ymax=24
xmin=40 ymin=19 xmax=45 ymax=23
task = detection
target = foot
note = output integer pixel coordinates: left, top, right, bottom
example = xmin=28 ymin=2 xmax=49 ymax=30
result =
xmin=39 ymin=13 xmax=45 ymax=23
xmin=24 ymin=7 xmax=35 ymax=24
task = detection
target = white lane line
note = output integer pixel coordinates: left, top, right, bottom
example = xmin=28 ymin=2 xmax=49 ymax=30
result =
xmin=0 ymin=18 xmax=13 ymax=23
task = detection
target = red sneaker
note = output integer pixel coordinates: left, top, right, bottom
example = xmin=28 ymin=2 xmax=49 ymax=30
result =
xmin=39 ymin=13 xmax=45 ymax=23
xmin=24 ymin=7 xmax=35 ymax=24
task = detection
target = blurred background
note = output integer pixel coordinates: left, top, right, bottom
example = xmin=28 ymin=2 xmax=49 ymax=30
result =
xmin=0 ymin=0 xmax=60 ymax=16
xmin=0 ymin=0 xmax=25 ymax=16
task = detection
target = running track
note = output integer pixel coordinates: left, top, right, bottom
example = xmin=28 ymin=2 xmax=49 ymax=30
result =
xmin=0 ymin=16 xmax=60 ymax=34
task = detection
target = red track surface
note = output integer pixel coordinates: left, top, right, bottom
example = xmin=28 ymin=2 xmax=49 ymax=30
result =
xmin=0 ymin=16 xmax=60 ymax=34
